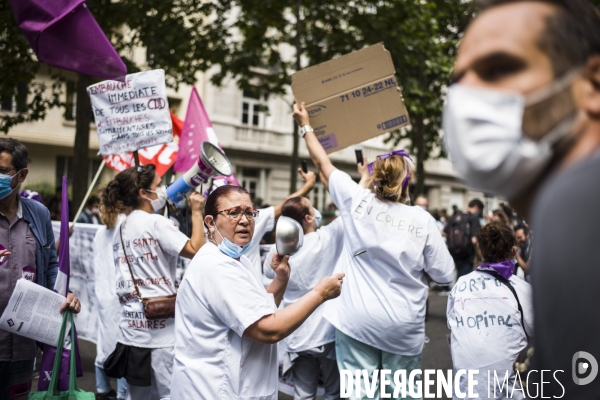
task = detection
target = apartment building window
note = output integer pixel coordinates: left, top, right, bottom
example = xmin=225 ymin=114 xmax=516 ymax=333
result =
xmin=450 ymin=189 xmax=465 ymax=212
xmin=56 ymin=156 xmax=102 ymax=188
xmin=1 ymin=82 xmax=28 ymax=113
xmin=241 ymin=89 xmax=268 ymax=128
xmin=240 ymin=167 xmax=260 ymax=201
xmin=308 ymin=182 xmax=328 ymax=212
xmin=64 ymin=81 xmax=77 ymax=121
xmin=168 ymin=97 xmax=182 ymax=116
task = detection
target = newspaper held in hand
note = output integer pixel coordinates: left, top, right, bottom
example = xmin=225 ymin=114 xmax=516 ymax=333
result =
xmin=0 ymin=279 xmax=71 ymax=347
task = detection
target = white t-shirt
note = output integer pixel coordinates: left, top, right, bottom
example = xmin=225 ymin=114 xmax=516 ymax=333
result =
xmin=263 ymin=218 xmax=344 ymax=353
xmin=245 ymin=206 xmax=276 ymax=278
xmin=113 ymin=210 xmax=189 ymax=348
xmin=323 ymin=170 xmax=455 ymax=356
xmin=171 ymin=243 xmax=278 ymax=400
xmin=93 ymin=217 xmax=124 ymax=367
xmin=447 ymin=271 xmax=533 ymax=400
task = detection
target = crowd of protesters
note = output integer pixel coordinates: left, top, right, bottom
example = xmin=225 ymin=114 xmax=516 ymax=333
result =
xmin=1 ymin=0 xmax=600 ymax=399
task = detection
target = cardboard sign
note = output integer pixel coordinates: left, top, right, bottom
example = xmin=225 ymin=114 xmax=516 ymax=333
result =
xmin=87 ymin=69 xmax=173 ymax=155
xmin=291 ymin=43 xmax=410 ymax=153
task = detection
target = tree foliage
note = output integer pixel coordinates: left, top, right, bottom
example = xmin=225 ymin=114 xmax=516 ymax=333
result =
xmin=6 ymin=0 xmax=598 ymax=200
xmin=212 ymin=0 xmax=473 ymax=194
xmin=356 ymin=1 xmax=474 ymax=194
xmin=1 ymin=0 xmax=230 ymax=208
xmin=0 ymin=1 xmax=62 ymax=133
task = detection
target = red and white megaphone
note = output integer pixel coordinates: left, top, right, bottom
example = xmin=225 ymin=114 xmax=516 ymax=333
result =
xmin=167 ymin=142 xmax=233 ymax=204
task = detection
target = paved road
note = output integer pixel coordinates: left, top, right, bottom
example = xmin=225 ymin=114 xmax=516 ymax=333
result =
xmin=32 ymin=293 xmax=452 ymax=399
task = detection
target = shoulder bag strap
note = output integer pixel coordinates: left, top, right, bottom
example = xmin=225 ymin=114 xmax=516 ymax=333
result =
xmin=119 ymin=222 xmax=144 ymax=301
xmin=480 ymin=270 xmax=529 ymax=340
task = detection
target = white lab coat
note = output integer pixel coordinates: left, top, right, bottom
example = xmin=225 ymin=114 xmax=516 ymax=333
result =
xmin=171 ymin=243 xmax=278 ymax=400
xmin=323 ymin=170 xmax=455 ymax=356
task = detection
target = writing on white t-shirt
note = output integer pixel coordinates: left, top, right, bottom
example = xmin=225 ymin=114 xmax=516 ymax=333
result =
xmin=113 ymin=210 xmax=189 ymax=347
xmin=354 ymin=198 xmax=427 ymax=242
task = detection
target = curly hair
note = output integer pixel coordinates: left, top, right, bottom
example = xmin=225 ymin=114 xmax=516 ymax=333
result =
xmin=100 ymin=164 xmax=157 ymax=228
xmin=365 ymin=155 xmax=413 ymax=203
xmin=477 ymin=222 xmax=517 ymax=263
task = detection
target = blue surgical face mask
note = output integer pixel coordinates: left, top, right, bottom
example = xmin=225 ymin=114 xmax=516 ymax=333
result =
xmin=213 ymin=222 xmax=253 ymax=259
xmin=312 ymin=209 xmax=322 ymax=226
xmin=0 ymin=170 xmax=20 ymax=200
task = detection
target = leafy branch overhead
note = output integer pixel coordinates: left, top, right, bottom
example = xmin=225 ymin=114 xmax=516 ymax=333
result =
xmin=211 ymin=0 xmax=473 ymax=194
xmin=0 ymin=0 xmax=231 ymax=133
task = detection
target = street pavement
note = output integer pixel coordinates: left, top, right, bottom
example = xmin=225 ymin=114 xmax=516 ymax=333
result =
xmin=32 ymin=293 xmax=452 ymax=399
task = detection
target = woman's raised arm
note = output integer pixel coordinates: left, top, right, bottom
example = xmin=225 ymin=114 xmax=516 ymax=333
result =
xmin=293 ymin=102 xmax=337 ymax=187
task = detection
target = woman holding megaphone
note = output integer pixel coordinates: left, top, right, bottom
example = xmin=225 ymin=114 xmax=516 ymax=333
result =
xmin=100 ymin=164 xmax=206 ymax=400
xmin=293 ymin=102 xmax=455 ymax=398
xmin=170 ymin=185 xmax=345 ymax=400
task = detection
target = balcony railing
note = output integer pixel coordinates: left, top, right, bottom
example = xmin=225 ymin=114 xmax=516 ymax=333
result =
xmin=234 ymin=126 xmax=287 ymax=147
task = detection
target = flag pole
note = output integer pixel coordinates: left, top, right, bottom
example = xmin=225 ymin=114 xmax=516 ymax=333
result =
xmin=72 ymin=159 xmax=106 ymax=224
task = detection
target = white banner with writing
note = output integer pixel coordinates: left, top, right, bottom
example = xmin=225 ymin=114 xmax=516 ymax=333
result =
xmin=87 ymin=69 xmax=173 ymax=155
xmin=52 ymin=222 xmax=99 ymax=342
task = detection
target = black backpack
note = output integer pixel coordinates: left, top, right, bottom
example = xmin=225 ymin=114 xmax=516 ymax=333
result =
xmin=447 ymin=213 xmax=473 ymax=258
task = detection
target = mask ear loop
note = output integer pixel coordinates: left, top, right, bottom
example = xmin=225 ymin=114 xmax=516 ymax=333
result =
xmin=524 ymin=67 xmax=582 ymax=107
xmin=206 ymin=215 xmax=221 ymax=244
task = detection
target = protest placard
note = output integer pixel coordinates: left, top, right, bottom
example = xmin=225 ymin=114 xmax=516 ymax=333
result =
xmin=291 ymin=43 xmax=410 ymax=153
xmin=88 ymin=69 xmax=173 ymax=155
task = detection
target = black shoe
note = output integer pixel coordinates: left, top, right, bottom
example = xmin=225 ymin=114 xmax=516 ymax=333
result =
xmin=96 ymin=389 xmax=117 ymax=400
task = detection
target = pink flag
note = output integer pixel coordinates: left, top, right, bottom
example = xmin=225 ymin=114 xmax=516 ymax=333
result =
xmin=174 ymin=88 xmax=225 ymax=171
xmin=174 ymin=88 xmax=240 ymax=186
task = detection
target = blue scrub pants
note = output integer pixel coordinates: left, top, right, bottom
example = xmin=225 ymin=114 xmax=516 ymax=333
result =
xmin=335 ymin=329 xmax=423 ymax=400
xmin=96 ymin=365 xmax=127 ymax=399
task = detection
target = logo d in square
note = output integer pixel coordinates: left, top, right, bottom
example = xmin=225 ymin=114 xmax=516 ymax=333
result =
xmin=573 ymin=351 xmax=599 ymax=385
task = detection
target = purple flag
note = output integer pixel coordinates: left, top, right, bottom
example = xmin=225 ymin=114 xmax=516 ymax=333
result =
xmin=38 ymin=175 xmax=83 ymax=391
xmin=8 ymin=0 xmax=126 ymax=80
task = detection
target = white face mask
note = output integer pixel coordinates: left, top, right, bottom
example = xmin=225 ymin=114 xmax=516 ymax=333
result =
xmin=144 ymin=186 xmax=168 ymax=212
xmin=443 ymin=69 xmax=579 ymax=199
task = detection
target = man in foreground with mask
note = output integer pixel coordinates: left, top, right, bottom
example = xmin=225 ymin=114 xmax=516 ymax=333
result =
xmin=443 ymin=0 xmax=600 ymax=397
xmin=0 ymin=138 xmax=81 ymax=398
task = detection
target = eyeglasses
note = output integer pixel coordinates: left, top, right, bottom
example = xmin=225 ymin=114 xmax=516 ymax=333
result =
xmin=217 ymin=207 xmax=259 ymax=221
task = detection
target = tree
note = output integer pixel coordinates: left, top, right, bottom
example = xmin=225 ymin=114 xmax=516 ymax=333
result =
xmin=212 ymin=0 xmax=473 ymax=195
xmin=355 ymin=0 xmax=474 ymax=195
xmin=211 ymin=0 xmax=366 ymax=193
xmin=1 ymin=0 xmax=230 ymax=210
xmin=0 ymin=1 xmax=63 ymax=133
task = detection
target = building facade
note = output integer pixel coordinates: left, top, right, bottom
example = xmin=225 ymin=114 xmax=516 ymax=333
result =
xmin=2 ymin=67 xmax=502 ymax=217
